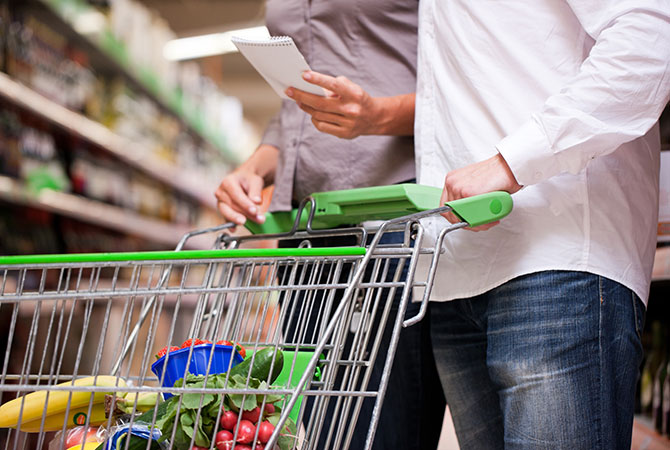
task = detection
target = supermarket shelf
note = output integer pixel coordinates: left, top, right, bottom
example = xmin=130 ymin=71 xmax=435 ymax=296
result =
xmin=0 ymin=176 xmax=212 ymax=250
xmin=0 ymin=72 xmax=217 ymax=211
xmin=652 ymin=246 xmax=670 ymax=281
xmin=22 ymin=0 xmax=240 ymax=166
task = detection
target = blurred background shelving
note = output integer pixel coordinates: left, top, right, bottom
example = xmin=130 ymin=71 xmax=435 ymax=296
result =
xmin=0 ymin=0 xmax=277 ymax=254
xmin=0 ymin=0 xmax=669 ymax=448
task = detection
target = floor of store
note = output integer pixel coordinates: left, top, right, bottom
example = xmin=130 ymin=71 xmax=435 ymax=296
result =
xmin=437 ymin=409 xmax=670 ymax=449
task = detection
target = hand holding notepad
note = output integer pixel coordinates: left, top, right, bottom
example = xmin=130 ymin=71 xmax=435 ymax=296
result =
xmin=231 ymin=32 xmax=326 ymax=99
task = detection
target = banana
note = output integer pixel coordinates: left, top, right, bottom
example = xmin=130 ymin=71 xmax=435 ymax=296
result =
xmin=13 ymin=402 xmax=108 ymax=432
xmin=0 ymin=375 xmax=127 ymax=429
xmin=117 ymin=391 xmax=163 ymax=414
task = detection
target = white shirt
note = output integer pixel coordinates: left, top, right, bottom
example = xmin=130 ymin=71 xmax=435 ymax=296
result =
xmin=415 ymin=0 xmax=670 ymax=304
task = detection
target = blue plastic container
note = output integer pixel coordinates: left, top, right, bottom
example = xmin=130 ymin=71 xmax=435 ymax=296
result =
xmin=151 ymin=344 xmax=244 ymax=398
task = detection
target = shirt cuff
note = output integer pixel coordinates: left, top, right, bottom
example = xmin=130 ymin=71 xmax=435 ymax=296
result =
xmin=496 ymin=118 xmax=559 ymax=186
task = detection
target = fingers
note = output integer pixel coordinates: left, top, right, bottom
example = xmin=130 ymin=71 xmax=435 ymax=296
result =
xmin=440 ymin=173 xmax=500 ymax=231
xmin=222 ymin=178 xmax=259 ymax=216
xmin=287 ymin=73 xmax=364 ymax=116
xmin=439 ymin=179 xmax=462 ymax=225
xmin=215 ymin=188 xmax=246 ymax=226
xmin=299 ymin=103 xmax=353 ymax=130
xmin=217 ymin=202 xmax=245 ymax=226
xmin=214 ymin=173 xmax=265 ymax=225
xmin=310 ymin=117 xmax=353 ymax=139
xmin=302 ymin=71 xmax=345 ymax=95
xmin=244 ymin=175 xmax=264 ymax=206
xmin=287 ymin=87 xmax=343 ymax=114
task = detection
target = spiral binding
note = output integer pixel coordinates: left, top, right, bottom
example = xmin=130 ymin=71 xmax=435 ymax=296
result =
xmin=231 ymin=35 xmax=294 ymax=47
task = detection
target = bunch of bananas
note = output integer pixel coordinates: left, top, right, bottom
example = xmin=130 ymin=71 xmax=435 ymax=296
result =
xmin=0 ymin=376 xmax=161 ymax=432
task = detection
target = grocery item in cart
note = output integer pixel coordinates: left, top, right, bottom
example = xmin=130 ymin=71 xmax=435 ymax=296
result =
xmin=0 ymin=376 xmax=127 ymax=432
xmin=151 ymin=343 xmax=244 ymax=398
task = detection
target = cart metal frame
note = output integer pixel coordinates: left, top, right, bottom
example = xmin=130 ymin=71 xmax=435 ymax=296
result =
xmin=0 ymin=189 xmax=511 ymax=450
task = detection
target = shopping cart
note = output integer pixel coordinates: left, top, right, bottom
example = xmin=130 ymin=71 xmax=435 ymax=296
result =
xmin=0 ymin=184 xmax=512 ymax=450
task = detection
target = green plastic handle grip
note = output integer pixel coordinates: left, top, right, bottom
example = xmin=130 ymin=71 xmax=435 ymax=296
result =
xmin=445 ymin=191 xmax=513 ymax=227
xmin=245 ymin=184 xmax=443 ymax=235
xmin=244 ymin=185 xmax=513 ymax=234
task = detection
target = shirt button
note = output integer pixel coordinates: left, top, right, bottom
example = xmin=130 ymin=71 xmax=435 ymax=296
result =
xmin=534 ymin=171 xmax=543 ymax=181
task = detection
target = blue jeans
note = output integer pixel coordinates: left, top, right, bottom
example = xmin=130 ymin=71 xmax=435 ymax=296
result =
xmin=430 ymin=271 xmax=645 ymax=450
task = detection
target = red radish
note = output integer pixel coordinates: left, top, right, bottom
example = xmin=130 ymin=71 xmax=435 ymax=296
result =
xmin=263 ymin=404 xmax=275 ymax=415
xmin=241 ymin=406 xmax=261 ymax=423
xmin=236 ymin=420 xmax=256 ymax=444
xmin=257 ymin=421 xmax=275 ymax=443
xmin=220 ymin=410 xmax=238 ymax=431
xmin=215 ymin=430 xmax=234 ymax=450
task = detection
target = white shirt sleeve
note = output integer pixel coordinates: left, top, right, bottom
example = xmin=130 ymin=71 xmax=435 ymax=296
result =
xmin=497 ymin=0 xmax=670 ymax=186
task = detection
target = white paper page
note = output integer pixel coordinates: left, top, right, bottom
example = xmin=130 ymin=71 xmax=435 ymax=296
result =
xmin=231 ymin=35 xmax=326 ymax=99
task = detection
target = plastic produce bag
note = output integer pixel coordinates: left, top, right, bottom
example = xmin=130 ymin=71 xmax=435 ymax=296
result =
xmin=48 ymin=426 xmax=103 ymax=450
xmin=103 ymin=422 xmax=166 ymax=450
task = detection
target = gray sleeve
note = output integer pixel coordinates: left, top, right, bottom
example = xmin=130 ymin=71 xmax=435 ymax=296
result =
xmin=260 ymin=109 xmax=283 ymax=149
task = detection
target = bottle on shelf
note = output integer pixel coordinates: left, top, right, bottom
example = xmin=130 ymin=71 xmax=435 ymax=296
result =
xmin=641 ymin=321 xmax=667 ymax=416
xmin=0 ymin=109 xmax=22 ymax=178
xmin=662 ymin=357 xmax=670 ymax=436
xmin=652 ymin=347 xmax=668 ymax=433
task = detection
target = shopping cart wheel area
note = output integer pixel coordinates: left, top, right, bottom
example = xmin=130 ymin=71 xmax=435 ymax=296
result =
xmin=0 ymin=184 xmax=511 ymax=450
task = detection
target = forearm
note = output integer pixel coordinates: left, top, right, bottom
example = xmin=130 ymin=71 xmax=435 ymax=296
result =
xmin=497 ymin=5 xmax=670 ymax=186
xmin=370 ymin=93 xmax=416 ymax=136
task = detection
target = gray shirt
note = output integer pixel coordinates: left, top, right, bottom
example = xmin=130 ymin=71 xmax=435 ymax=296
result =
xmin=263 ymin=0 xmax=418 ymax=211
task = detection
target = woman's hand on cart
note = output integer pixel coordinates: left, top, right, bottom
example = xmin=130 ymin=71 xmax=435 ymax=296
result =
xmin=441 ymin=153 xmax=521 ymax=231
xmin=215 ymin=145 xmax=279 ymax=227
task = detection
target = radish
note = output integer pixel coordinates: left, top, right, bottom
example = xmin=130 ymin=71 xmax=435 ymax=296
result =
xmin=241 ymin=406 xmax=261 ymax=423
xmin=257 ymin=421 xmax=275 ymax=443
xmin=215 ymin=429 xmax=234 ymax=450
xmin=236 ymin=420 xmax=256 ymax=444
xmin=220 ymin=410 xmax=238 ymax=431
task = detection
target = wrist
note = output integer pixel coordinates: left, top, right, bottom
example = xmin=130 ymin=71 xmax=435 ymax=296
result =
xmin=369 ymin=97 xmax=392 ymax=135
xmin=493 ymin=153 xmax=522 ymax=193
xmin=368 ymin=94 xmax=414 ymax=136
xmin=243 ymin=144 xmax=278 ymax=184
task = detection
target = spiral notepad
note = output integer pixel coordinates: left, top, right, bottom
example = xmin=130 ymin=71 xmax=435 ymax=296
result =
xmin=231 ymin=35 xmax=326 ymax=99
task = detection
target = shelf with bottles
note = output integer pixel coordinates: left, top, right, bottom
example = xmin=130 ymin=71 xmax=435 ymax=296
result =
xmin=0 ymin=71 xmax=225 ymax=210
xmin=636 ymin=280 xmax=670 ymax=440
xmin=1 ymin=0 xmax=247 ymax=210
xmin=9 ymin=0 xmax=243 ymax=166
xmin=0 ymin=175 xmax=214 ymax=250
xmin=0 ymin=202 xmax=156 ymax=255
xmin=0 ymin=105 xmax=218 ymax=249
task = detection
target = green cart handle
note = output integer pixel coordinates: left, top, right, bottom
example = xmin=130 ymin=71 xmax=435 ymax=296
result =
xmin=245 ymin=184 xmax=512 ymax=234
xmin=446 ymin=191 xmax=513 ymax=227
